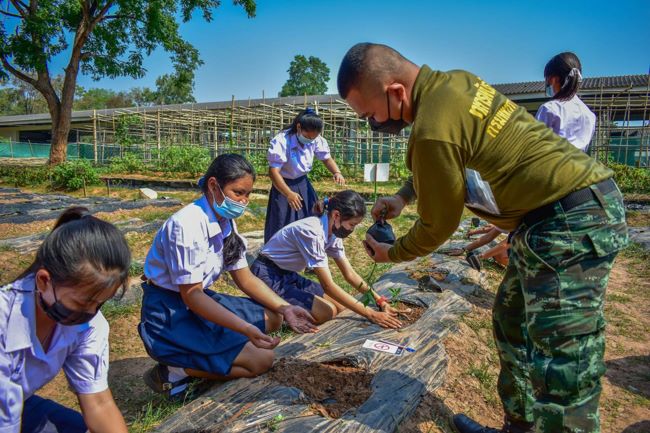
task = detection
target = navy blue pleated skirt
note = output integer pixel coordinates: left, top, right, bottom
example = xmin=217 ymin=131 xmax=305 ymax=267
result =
xmin=250 ymin=257 xmax=324 ymax=310
xmin=138 ymin=283 xmax=266 ymax=376
xmin=264 ymin=175 xmax=318 ymax=243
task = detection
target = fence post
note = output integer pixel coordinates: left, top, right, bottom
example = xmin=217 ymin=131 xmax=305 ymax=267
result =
xmin=92 ymin=109 xmax=98 ymax=163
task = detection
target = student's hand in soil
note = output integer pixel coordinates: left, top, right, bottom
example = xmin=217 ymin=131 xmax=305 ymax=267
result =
xmin=287 ymin=192 xmax=303 ymax=211
xmin=364 ymin=234 xmax=391 ymax=263
xmin=371 ymin=195 xmax=406 ymax=221
xmin=333 ymin=172 xmax=346 ymax=185
xmin=368 ymin=310 xmax=402 ymax=329
xmin=381 ymin=303 xmax=411 ymax=316
xmin=245 ymin=325 xmax=281 ymax=349
xmin=279 ymin=305 xmax=319 ymax=333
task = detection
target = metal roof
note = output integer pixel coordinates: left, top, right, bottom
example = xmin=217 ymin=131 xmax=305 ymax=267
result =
xmin=493 ymin=74 xmax=649 ymax=96
xmin=0 ymin=74 xmax=647 ymax=127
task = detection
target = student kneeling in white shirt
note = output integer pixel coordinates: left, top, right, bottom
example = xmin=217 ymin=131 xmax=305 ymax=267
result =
xmin=252 ymin=190 xmax=403 ymax=329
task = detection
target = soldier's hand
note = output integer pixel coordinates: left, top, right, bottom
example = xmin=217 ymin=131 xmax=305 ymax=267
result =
xmin=371 ymin=195 xmax=406 ymax=222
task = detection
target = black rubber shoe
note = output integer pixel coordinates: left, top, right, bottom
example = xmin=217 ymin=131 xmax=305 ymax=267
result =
xmin=451 ymin=414 xmax=535 ymax=433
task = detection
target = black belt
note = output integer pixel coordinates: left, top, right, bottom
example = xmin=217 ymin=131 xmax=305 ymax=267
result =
xmin=255 ymin=254 xmax=278 ymax=268
xmin=522 ymin=178 xmax=616 ymax=227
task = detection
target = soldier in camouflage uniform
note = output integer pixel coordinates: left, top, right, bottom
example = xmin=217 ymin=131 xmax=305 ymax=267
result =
xmin=494 ymin=185 xmax=628 ymax=433
xmin=336 ymin=43 xmax=629 ymax=433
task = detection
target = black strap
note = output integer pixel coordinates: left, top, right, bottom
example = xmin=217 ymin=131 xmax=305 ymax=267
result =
xmin=255 ymin=254 xmax=278 ymax=268
xmin=522 ymin=179 xmax=616 ymax=227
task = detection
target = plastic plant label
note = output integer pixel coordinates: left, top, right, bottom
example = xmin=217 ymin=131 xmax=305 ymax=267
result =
xmin=362 ymin=339 xmax=404 ymax=356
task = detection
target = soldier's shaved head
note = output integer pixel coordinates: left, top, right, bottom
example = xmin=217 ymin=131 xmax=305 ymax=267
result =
xmin=337 ymin=43 xmax=417 ymax=98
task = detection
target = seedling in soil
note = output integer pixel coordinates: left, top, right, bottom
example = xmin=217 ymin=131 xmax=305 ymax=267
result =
xmin=360 ymin=290 xmax=377 ymax=308
xmin=266 ymin=414 xmax=285 ymax=431
xmin=388 ymin=287 xmax=402 ymax=307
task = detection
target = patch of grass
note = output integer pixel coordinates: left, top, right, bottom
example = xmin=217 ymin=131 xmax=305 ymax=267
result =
xmin=607 ymin=293 xmax=632 ymax=304
xmin=270 ymin=323 xmax=295 ymax=341
xmin=620 ymin=242 xmax=650 ymax=266
xmin=128 ymin=398 xmax=184 ymax=433
xmin=467 ymin=361 xmax=498 ymax=406
xmin=463 ymin=315 xmax=492 ymax=334
xmin=129 ymin=261 xmax=145 ymax=277
xmin=102 ymin=301 xmax=140 ymax=321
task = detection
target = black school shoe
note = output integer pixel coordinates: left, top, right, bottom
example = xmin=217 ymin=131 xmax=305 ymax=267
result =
xmin=144 ymin=363 xmax=196 ymax=400
xmin=451 ymin=414 xmax=534 ymax=433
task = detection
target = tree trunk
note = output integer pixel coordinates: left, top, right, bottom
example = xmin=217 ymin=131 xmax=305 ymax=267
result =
xmin=49 ymin=103 xmax=70 ymax=165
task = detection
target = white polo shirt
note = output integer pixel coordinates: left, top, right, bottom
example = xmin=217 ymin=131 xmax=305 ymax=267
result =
xmin=260 ymin=214 xmax=345 ymax=272
xmin=0 ymin=274 xmax=110 ymax=433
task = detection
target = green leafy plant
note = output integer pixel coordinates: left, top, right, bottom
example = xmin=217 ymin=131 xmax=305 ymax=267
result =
xmin=51 ymin=160 xmax=100 ymax=191
xmin=0 ymin=165 xmax=51 ymax=187
xmin=266 ymin=414 xmax=285 ymax=432
xmin=307 ymin=159 xmax=333 ymax=182
xmin=248 ymin=151 xmax=268 ymax=176
xmin=610 ymin=163 xmax=650 ymax=193
xmin=109 ymin=152 xmax=145 ymax=174
xmin=360 ymin=290 xmax=376 ymax=308
xmin=389 ymin=152 xmax=410 ymax=182
xmin=388 ymin=287 xmax=402 ymax=307
xmin=157 ymin=145 xmax=211 ymax=177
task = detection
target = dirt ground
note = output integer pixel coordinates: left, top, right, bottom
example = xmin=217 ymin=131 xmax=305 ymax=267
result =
xmin=267 ymin=358 xmax=374 ymax=419
xmin=1 ymin=184 xmax=648 ymax=433
xmin=399 ymin=250 xmax=650 ymax=433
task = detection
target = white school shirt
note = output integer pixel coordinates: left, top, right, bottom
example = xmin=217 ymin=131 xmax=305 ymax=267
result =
xmin=144 ymin=195 xmax=249 ymax=292
xmin=535 ymin=96 xmax=596 ymax=152
xmin=0 ymin=274 xmax=110 ymax=433
xmin=267 ymin=130 xmax=332 ymax=179
xmin=259 ymin=214 xmax=345 ymax=272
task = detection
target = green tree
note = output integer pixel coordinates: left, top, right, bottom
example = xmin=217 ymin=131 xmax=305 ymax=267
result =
xmin=0 ymin=0 xmax=256 ymax=165
xmin=74 ymin=87 xmax=135 ymax=110
xmin=151 ymin=70 xmax=196 ymax=105
xmin=279 ymin=55 xmax=330 ymax=97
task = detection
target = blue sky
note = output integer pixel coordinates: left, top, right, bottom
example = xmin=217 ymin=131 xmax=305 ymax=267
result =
xmin=64 ymin=0 xmax=650 ymax=102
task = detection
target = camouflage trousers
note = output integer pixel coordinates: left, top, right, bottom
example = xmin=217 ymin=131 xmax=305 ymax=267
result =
xmin=493 ymin=181 xmax=628 ymax=433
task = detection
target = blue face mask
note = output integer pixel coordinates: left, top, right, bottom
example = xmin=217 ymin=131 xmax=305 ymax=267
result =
xmin=545 ymin=83 xmax=555 ymax=98
xmin=297 ymin=133 xmax=315 ymax=146
xmin=212 ymin=184 xmax=247 ymax=219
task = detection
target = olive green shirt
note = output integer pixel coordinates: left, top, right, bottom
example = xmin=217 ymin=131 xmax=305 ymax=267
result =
xmin=388 ymin=65 xmax=612 ymax=262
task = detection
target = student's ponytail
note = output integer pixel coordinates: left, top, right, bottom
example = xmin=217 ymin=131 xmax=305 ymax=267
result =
xmin=312 ymin=190 xmax=365 ymax=220
xmin=544 ymin=52 xmax=583 ymax=101
xmin=284 ymin=108 xmax=323 ymax=135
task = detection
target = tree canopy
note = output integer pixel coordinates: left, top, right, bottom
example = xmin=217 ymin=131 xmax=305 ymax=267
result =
xmin=0 ymin=0 xmax=256 ymax=163
xmin=279 ymin=55 xmax=330 ymax=97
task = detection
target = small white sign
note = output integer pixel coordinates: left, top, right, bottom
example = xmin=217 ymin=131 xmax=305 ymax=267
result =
xmin=362 ymin=339 xmax=404 ymax=356
xmin=364 ymin=163 xmax=390 ymax=182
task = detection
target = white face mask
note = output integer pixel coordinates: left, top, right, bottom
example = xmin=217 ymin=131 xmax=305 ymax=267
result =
xmin=545 ymin=83 xmax=555 ymax=98
xmin=297 ymin=134 xmax=314 ymax=146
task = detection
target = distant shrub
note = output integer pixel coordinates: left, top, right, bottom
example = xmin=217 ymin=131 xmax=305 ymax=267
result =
xmin=51 ymin=160 xmax=100 ymax=191
xmin=157 ymin=146 xmax=211 ymax=176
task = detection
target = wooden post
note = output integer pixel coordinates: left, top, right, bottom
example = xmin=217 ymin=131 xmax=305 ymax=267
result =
xmin=92 ymin=109 xmax=98 ymax=163
xmin=156 ymin=109 xmax=161 ymax=160
xmin=230 ymin=95 xmax=235 ymax=148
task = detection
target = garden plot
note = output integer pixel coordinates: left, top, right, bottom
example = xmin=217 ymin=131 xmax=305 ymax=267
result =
xmin=153 ymin=253 xmax=477 ymax=433
xmin=0 ymin=187 xmax=180 ymax=224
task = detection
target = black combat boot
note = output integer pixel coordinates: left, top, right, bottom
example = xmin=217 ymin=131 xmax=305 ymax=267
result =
xmin=452 ymin=414 xmax=535 ymax=433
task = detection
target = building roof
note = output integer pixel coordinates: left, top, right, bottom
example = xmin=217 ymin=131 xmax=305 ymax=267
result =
xmin=0 ymin=74 xmax=648 ymax=127
xmin=493 ymin=74 xmax=649 ymax=96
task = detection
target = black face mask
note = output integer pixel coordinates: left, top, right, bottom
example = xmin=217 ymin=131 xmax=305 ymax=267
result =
xmin=368 ymin=91 xmax=408 ymax=135
xmin=38 ymin=284 xmax=102 ymax=326
xmin=332 ymin=218 xmax=354 ymax=239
